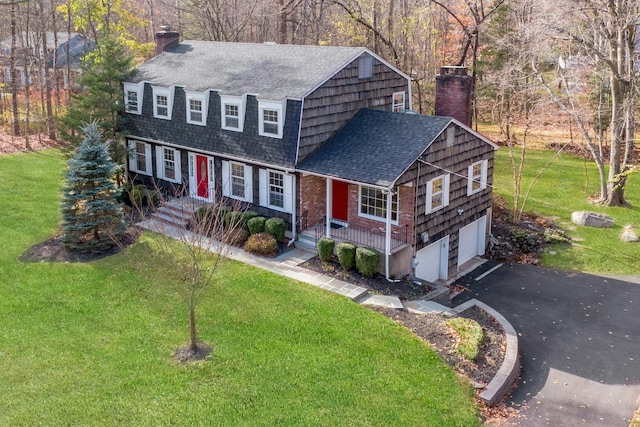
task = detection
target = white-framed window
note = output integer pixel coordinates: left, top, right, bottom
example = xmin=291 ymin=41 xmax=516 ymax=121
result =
xmin=258 ymin=100 xmax=284 ymax=138
xmin=426 ymin=174 xmax=450 ymax=213
xmin=358 ymin=54 xmax=374 ymax=79
xmin=127 ymin=140 xmax=152 ymax=175
xmin=152 ymin=86 xmax=174 ymax=120
xmin=259 ymin=169 xmax=293 ymax=213
xmin=359 ymin=186 xmax=398 ymax=223
xmin=392 ymin=91 xmax=405 ymax=112
xmin=185 ymin=91 xmax=208 ymax=126
xmin=155 ymin=146 xmax=182 ymax=183
xmin=222 ymin=160 xmax=253 ymax=202
xmin=467 ymin=159 xmax=488 ymax=195
xmin=123 ymin=82 xmax=142 ymax=114
xmin=220 ymin=95 xmax=245 ymax=131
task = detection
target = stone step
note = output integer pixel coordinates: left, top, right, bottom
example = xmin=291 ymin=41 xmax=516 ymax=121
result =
xmin=156 ymin=205 xmax=193 ymax=222
xmin=404 ymin=300 xmax=453 ymax=315
xmin=150 ymin=211 xmax=189 ymax=228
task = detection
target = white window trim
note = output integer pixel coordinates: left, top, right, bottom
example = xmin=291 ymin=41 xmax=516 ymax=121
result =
xmin=127 ymin=140 xmax=152 ymax=175
xmin=392 ymin=91 xmax=405 ymax=112
xmin=220 ymin=95 xmax=245 ymax=132
xmin=259 ymin=169 xmax=293 ymax=213
xmin=258 ymin=99 xmax=285 ymax=139
xmin=155 ymin=146 xmax=182 ymax=184
xmin=358 ymin=185 xmax=399 ymax=224
xmin=221 ymin=160 xmax=253 ymax=203
xmin=123 ymin=82 xmax=142 ymax=115
xmin=152 ymin=86 xmax=174 ymax=120
xmin=467 ymin=159 xmax=488 ymax=195
xmin=426 ymin=174 xmax=450 ymax=214
xmin=185 ymin=90 xmax=209 ymax=126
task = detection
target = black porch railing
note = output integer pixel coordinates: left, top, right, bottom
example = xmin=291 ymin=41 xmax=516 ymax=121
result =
xmin=314 ymin=216 xmax=409 ymax=252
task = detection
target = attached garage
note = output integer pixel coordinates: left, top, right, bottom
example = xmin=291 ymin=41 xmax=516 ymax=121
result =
xmin=415 ymin=236 xmax=449 ymax=282
xmin=457 ymin=216 xmax=487 ymax=268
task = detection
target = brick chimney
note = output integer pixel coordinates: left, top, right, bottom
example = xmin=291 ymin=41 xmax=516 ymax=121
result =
xmin=154 ymin=25 xmax=180 ymax=56
xmin=434 ymin=66 xmax=472 ymax=127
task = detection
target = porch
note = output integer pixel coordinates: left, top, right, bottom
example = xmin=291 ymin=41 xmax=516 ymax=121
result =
xmin=299 ymin=216 xmax=409 ymax=255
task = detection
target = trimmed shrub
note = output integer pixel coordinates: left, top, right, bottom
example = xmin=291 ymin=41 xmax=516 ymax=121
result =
xmin=242 ymin=211 xmax=259 ymax=227
xmin=212 ymin=206 xmax=231 ymax=225
xmin=225 ymin=228 xmax=250 ymax=246
xmin=225 ymin=211 xmax=244 ymax=230
xmin=336 ymin=242 xmax=357 ymax=270
xmin=115 ymin=183 xmax=132 ymax=204
xmin=244 ymin=232 xmax=279 ymax=256
xmin=145 ymin=190 xmax=159 ymax=208
xmin=317 ymin=237 xmax=335 ymax=262
xmin=196 ymin=205 xmax=213 ymax=223
xmin=355 ymin=247 xmax=379 ymax=277
xmin=247 ymin=216 xmax=267 ymax=235
xmin=265 ymin=217 xmax=286 ymax=242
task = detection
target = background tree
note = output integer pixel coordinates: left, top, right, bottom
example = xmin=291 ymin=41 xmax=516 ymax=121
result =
xmin=59 ymin=33 xmax=134 ymax=173
xmin=61 ymin=122 xmax=124 ymax=253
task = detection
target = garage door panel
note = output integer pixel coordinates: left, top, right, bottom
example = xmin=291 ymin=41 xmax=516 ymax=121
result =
xmin=415 ymin=236 xmax=449 ymax=282
xmin=458 ymin=216 xmax=486 ymax=268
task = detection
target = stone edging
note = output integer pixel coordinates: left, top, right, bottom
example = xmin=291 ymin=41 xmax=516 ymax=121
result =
xmin=448 ymin=299 xmax=520 ymax=406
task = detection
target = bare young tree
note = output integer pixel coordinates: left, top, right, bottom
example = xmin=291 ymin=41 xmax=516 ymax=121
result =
xmin=130 ymin=184 xmax=247 ymax=361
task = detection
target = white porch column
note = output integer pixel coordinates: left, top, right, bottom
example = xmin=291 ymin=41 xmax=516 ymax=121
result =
xmin=325 ymin=177 xmax=332 ymax=238
xmin=384 ymin=188 xmax=393 ymax=280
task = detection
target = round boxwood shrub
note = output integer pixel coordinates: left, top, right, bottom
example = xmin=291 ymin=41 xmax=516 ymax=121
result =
xmin=265 ymin=217 xmax=286 ymax=242
xmin=225 ymin=228 xmax=250 ymax=246
xmin=336 ymin=242 xmax=357 ymax=270
xmin=212 ymin=205 xmax=231 ymax=225
xmin=247 ymin=216 xmax=267 ymax=235
xmin=242 ymin=211 xmax=259 ymax=227
xmin=196 ymin=205 xmax=213 ymax=223
xmin=317 ymin=237 xmax=335 ymax=262
xmin=224 ymin=211 xmax=244 ymax=230
xmin=145 ymin=190 xmax=159 ymax=208
xmin=355 ymin=247 xmax=380 ymax=278
xmin=244 ymin=232 xmax=279 ymax=256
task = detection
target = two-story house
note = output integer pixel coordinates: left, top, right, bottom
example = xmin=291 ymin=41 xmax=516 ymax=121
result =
xmin=123 ymin=27 xmax=497 ymax=283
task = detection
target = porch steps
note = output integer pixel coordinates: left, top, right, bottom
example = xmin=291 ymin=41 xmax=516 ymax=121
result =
xmin=149 ymin=197 xmax=199 ymax=229
xmin=295 ymin=232 xmax=317 ymax=252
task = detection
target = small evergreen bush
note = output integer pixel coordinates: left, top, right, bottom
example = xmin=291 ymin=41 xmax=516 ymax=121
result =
xmin=225 ymin=228 xmax=250 ymax=246
xmin=212 ymin=206 xmax=231 ymax=225
xmin=244 ymin=232 xmax=279 ymax=256
xmin=317 ymin=237 xmax=335 ymax=262
xmin=242 ymin=211 xmax=259 ymax=228
xmin=265 ymin=217 xmax=286 ymax=242
xmin=355 ymin=247 xmax=379 ymax=277
xmin=336 ymin=242 xmax=357 ymax=270
xmin=448 ymin=317 xmax=484 ymax=361
xmin=247 ymin=216 xmax=266 ymax=235
xmin=145 ymin=190 xmax=159 ymax=208
xmin=225 ymin=211 xmax=244 ymax=229
xmin=196 ymin=205 xmax=213 ymax=223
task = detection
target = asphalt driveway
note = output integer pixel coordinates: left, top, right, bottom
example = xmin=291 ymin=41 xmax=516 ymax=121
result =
xmin=453 ymin=262 xmax=640 ymax=427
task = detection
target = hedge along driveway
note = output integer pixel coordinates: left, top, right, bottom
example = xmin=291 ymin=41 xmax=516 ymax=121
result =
xmin=0 ymin=150 xmax=480 ymax=426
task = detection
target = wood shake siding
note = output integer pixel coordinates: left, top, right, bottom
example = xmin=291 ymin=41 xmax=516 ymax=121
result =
xmin=405 ymin=126 xmax=494 ymax=271
xmin=298 ymin=58 xmax=409 ymax=162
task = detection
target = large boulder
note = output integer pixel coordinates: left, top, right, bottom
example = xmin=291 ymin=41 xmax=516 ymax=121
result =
xmin=571 ymin=211 xmax=614 ymax=228
xmin=621 ymin=225 xmax=639 ymax=243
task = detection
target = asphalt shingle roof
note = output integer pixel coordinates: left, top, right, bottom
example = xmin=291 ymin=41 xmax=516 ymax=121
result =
xmin=297 ymin=109 xmax=453 ymax=187
xmin=129 ymin=41 xmax=368 ymax=99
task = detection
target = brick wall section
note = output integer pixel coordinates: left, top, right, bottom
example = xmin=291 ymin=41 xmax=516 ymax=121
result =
xmin=299 ymin=174 xmax=326 ymax=228
xmin=434 ymin=67 xmax=472 ymax=127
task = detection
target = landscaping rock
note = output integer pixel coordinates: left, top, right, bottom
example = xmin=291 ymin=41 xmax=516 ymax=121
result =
xmin=621 ymin=225 xmax=639 ymax=243
xmin=571 ymin=211 xmax=614 ymax=228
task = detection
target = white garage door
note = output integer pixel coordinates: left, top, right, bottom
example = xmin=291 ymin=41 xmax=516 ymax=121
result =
xmin=458 ymin=216 xmax=487 ymax=268
xmin=415 ymin=236 xmax=449 ymax=282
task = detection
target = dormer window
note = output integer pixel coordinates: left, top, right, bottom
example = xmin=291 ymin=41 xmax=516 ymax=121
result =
xmin=258 ymin=100 xmax=284 ymax=138
xmin=123 ymin=82 xmax=142 ymax=114
xmin=220 ymin=95 xmax=245 ymax=131
xmin=152 ymin=86 xmax=174 ymax=120
xmin=185 ymin=91 xmax=208 ymax=126
xmin=392 ymin=91 xmax=405 ymax=112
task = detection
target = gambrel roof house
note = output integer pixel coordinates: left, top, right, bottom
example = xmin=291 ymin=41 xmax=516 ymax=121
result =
xmin=123 ymin=27 xmax=497 ymax=283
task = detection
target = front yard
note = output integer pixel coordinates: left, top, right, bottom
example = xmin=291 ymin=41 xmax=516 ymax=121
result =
xmin=0 ymin=149 xmax=480 ymax=426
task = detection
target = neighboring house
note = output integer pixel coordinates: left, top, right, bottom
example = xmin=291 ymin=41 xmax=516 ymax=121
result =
xmin=123 ymin=27 xmax=497 ymax=283
xmin=0 ymin=32 xmax=95 ymax=87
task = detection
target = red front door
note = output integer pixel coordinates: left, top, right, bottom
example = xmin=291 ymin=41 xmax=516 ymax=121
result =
xmin=196 ymin=155 xmax=208 ymax=198
xmin=332 ymin=180 xmax=349 ymax=222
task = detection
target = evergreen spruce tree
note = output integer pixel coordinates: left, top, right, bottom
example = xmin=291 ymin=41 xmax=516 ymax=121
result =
xmin=61 ymin=123 xmax=124 ymax=253
xmin=59 ymin=34 xmax=135 ymax=174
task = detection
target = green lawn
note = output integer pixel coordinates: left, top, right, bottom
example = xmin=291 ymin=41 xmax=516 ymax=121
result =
xmin=0 ymin=150 xmax=480 ymax=426
xmin=493 ymin=148 xmax=640 ymax=275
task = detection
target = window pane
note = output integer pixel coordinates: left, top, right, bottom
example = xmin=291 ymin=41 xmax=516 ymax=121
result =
xmin=127 ymin=91 xmax=138 ymax=111
xmin=269 ymin=171 xmax=284 ymax=208
xmin=360 ymin=186 xmax=398 ymax=220
xmin=157 ymin=95 xmax=168 ymax=117
xmin=225 ymin=104 xmax=239 ymax=128
xmin=263 ymin=109 xmax=279 ymax=135
xmin=163 ymin=148 xmax=175 ymax=180
xmin=135 ymin=142 xmax=146 ymax=172
xmin=231 ymin=164 xmax=245 ymax=198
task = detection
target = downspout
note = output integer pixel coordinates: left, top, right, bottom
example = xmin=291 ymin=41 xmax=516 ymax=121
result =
xmin=325 ymin=177 xmax=332 ymax=238
xmin=384 ymin=187 xmax=393 ymax=280
xmin=290 ymin=172 xmax=297 ymax=244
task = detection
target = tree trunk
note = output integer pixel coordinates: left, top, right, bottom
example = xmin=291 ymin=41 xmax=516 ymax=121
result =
xmin=10 ymin=1 xmax=21 ymax=137
xmin=189 ymin=306 xmax=198 ymax=350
